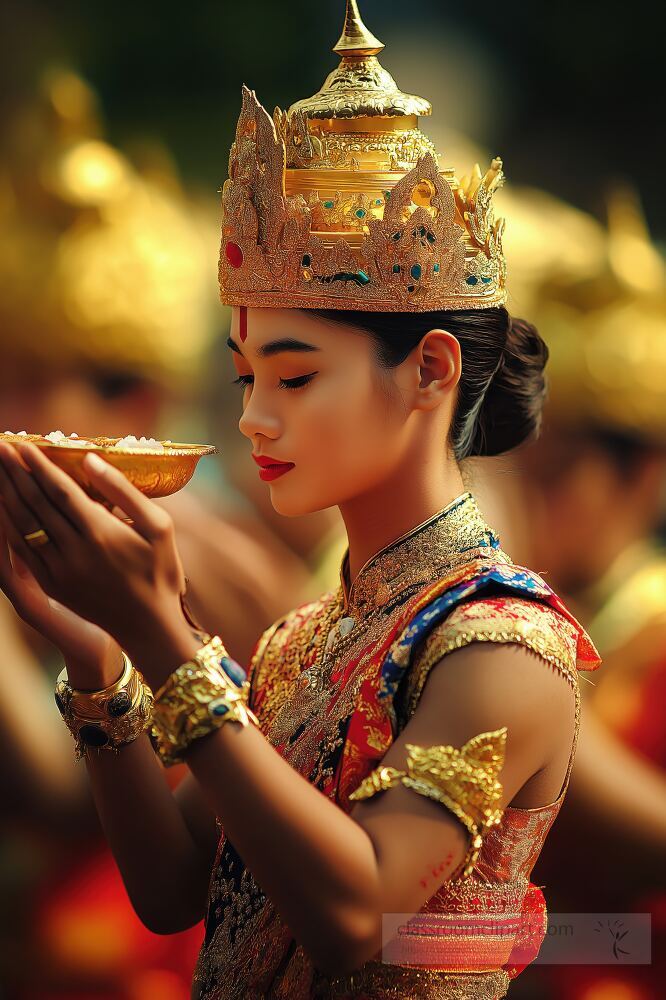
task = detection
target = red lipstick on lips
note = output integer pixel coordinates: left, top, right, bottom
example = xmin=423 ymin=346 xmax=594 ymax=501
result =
xmin=252 ymin=454 xmax=296 ymax=482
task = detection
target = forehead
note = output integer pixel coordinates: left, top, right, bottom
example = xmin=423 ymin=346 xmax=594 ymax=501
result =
xmin=229 ymin=307 xmax=372 ymax=358
xmin=230 ymin=307 xmax=326 ymax=342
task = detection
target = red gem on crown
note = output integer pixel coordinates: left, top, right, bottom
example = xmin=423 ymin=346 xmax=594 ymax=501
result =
xmin=225 ymin=241 xmax=244 ymax=269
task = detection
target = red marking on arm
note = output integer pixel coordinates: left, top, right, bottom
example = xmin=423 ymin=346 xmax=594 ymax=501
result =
xmin=419 ymin=851 xmax=455 ymax=893
xmin=239 ymin=305 xmax=248 ymax=342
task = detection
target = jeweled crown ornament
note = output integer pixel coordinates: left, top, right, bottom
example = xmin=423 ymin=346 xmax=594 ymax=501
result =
xmin=219 ymin=0 xmax=507 ymax=312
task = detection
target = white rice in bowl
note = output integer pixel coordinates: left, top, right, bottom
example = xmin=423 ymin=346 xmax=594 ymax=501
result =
xmin=111 ymin=435 xmax=166 ymax=453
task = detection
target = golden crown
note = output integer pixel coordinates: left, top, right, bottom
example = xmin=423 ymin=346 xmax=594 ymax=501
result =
xmin=219 ymin=1 xmax=507 ymax=313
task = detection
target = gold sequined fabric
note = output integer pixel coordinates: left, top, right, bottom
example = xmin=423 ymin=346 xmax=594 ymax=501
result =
xmin=192 ymin=492 xmax=595 ymax=999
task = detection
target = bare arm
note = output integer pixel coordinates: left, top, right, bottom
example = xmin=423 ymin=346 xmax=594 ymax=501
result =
xmin=82 ymin=734 xmax=216 ymax=933
xmin=66 ymin=651 xmax=219 ymax=935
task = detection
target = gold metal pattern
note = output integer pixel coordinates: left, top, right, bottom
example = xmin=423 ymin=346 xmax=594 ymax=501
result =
xmin=219 ymin=3 xmax=507 ymax=313
xmin=55 ymin=653 xmax=154 ymax=760
xmin=289 ymin=1 xmax=429 ymax=120
xmin=281 ymin=118 xmax=439 ymax=174
xmin=151 ymin=636 xmax=258 ymax=766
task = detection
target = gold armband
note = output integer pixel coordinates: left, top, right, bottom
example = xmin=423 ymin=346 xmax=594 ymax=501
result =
xmin=349 ymin=727 xmax=507 ymax=878
xmin=55 ymin=653 xmax=154 ymax=761
xmin=150 ymin=636 xmax=259 ymax=767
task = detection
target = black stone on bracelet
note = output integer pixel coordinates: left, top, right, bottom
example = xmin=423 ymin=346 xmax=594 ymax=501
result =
xmin=108 ymin=691 xmax=132 ymax=717
xmin=80 ymin=724 xmax=110 ymax=748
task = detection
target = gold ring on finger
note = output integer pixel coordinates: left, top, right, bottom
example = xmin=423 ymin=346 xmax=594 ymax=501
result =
xmin=24 ymin=528 xmax=50 ymax=549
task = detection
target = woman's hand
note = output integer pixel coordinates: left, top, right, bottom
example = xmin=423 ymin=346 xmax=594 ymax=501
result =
xmin=0 ymin=515 xmax=122 ymax=688
xmin=0 ymin=442 xmax=197 ymax=687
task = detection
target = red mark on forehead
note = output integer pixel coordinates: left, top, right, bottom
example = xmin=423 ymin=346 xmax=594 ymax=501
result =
xmin=239 ymin=306 xmax=248 ymax=343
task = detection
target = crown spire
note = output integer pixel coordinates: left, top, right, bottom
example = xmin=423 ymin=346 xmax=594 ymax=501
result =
xmin=289 ymin=0 xmax=430 ymax=120
xmin=333 ymin=0 xmax=385 ymax=58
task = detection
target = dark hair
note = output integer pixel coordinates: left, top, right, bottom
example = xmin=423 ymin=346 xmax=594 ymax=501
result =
xmin=311 ymin=306 xmax=549 ymax=460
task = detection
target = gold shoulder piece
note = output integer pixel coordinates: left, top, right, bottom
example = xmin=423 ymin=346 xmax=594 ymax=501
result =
xmin=349 ymin=728 xmax=507 ymax=879
xmin=404 ymin=597 xmax=580 ymax=721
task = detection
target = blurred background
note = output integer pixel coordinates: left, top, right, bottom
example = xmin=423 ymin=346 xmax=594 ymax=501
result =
xmin=0 ymin=1 xmax=664 ymax=999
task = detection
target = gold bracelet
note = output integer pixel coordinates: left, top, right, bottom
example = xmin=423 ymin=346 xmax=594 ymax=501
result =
xmin=55 ymin=653 xmax=154 ymax=761
xmin=150 ymin=636 xmax=258 ymax=767
xmin=349 ymin=728 xmax=507 ymax=879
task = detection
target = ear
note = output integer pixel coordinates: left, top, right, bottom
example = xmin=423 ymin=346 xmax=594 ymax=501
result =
xmin=414 ymin=329 xmax=461 ymax=410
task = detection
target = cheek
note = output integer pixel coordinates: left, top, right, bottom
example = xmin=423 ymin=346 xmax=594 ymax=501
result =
xmin=269 ymin=371 xmax=405 ymax=516
xmin=296 ymin=369 xmax=402 ymax=473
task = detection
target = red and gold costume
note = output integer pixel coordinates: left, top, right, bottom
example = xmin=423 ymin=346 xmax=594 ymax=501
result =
xmin=193 ymin=493 xmax=600 ymax=999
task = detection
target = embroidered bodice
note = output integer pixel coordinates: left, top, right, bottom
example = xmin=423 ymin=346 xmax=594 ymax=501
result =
xmin=192 ymin=493 xmax=601 ymax=1000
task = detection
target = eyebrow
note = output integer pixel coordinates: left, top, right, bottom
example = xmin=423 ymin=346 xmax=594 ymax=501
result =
xmin=226 ymin=336 xmax=320 ymax=358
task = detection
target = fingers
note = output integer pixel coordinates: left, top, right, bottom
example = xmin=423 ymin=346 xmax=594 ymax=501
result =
xmin=0 ymin=456 xmax=58 ymax=581
xmin=82 ymin=452 xmax=173 ymax=542
xmin=0 ymin=500 xmax=53 ymax=591
xmin=14 ymin=443 xmax=103 ymax=537
xmin=0 ymin=443 xmax=79 ymax=550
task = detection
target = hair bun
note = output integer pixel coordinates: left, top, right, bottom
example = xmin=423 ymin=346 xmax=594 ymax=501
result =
xmin=466 ymin=315 xmax=549 ymax=458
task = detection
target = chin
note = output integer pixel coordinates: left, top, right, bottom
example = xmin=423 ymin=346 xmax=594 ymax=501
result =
xmin=268 ymin=482 xmax=338 ymax=518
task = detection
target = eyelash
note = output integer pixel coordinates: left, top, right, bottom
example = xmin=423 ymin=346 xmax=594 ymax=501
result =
xmin=231 ymin=373 xmax=318 ymax=391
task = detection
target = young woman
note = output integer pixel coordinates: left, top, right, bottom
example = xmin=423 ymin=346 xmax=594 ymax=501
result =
xmin=0 ymin=4 xmax=601 ymax=998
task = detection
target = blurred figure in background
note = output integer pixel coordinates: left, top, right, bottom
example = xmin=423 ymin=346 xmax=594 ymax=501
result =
xmin=500 ymin=189 xmax=666 ymax=1000
xmin=0 ymin=69 xmax=314 ymax=999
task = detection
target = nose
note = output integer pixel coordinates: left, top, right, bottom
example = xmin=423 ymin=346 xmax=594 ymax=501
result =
xmin=238 ymin=387 xmax=281 ymax=443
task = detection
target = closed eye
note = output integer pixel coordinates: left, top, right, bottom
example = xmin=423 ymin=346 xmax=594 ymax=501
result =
xmin=231 ymin=372 xmax=318 ymax=390
xmin=278 ymin=372 xmax=318 ymax=390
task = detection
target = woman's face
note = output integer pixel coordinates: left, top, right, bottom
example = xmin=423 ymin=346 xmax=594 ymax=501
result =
xmin=228 ymin=307 xmax=421 ymax=517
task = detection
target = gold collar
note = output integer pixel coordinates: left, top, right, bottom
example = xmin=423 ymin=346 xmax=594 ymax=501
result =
xmin=339 ymin=492 xmax=508 ymax=619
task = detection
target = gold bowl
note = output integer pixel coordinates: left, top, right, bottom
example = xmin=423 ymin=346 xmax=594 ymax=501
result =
xmin=0 ymin=434 xmax=216 ymax=499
